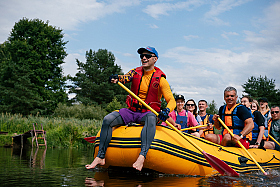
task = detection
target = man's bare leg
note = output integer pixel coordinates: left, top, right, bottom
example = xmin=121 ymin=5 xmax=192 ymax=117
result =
xmin=133 ymin=155 xmax=145 ymax=171
xmin=85 ymin=157 xmax=105 ymax=169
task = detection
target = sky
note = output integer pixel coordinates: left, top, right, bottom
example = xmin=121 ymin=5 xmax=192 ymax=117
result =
xmin=1 ymin=0 xmax=280 ymax=108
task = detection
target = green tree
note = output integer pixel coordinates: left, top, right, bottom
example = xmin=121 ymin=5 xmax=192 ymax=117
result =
xmin=0 ymin=18 xmax=68 ymax=115
xmin=160 ymin=89 xmax=176 ymax=109
xmin=68 ymin=49 xmax=128 ymax=107
xmin=206 ymin=100 xmax=218 ymax=114
xmin=242 ymin=75 xmax=280 ymax=106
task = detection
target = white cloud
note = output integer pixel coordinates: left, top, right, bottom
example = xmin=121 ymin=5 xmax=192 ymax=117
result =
xmin=123 ymin=53 xmax=135 ymax=57
xmin=160 ymin=45 xmax=280 ymax=107
xmin=184 ymin=35 xmax=199 ymax=41
xmin=0 ymin=0 xmax=140 ymax=42
xmin=221 ymin=31 xmax=239 ymax=39
xmin=204 ymin=0 xmax=252 ymax=25
xmin=244 ymin=1 xmax=280 ymax=50
xmin=149 ymin=24 xmax=159 ymax=29
xmin=143 ymin=0 xmax=204 ymax=19
xmin=63 ymin=53 xmax=84 ymax=77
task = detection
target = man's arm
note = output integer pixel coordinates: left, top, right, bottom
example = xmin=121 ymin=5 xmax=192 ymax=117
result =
xmin=165 ymin=117 xmax=181 ymax=130
xmin=159 ymin=77 xmax=176 ymax=112
xmin=254 ymin=111 xmax=265 ymax=145
xmin=233 ymin=118 xmax=254 ymax=142
xmin=117 ymin=69 xmax=136 ymax=84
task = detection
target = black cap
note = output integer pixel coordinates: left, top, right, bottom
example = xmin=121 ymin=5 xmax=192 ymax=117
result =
xmin=258 ymin=97 xmax=268 ymax=103
xmin=175 ymin=95 xmax=185 ymax=101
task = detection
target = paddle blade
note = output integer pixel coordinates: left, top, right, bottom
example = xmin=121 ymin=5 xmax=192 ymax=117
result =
xmin=84 ymin=136 xmax=96 ymax=143
xmin=202 ymin=151 xmax=239 ymax=177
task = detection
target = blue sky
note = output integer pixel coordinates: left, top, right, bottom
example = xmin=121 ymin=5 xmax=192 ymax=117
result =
xmin=1 ymin=0 xmax=280 ymax=107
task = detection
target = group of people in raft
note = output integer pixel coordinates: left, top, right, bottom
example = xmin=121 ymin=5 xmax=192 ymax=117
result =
xmin=86 ymin=46 xmax=280 ymax=172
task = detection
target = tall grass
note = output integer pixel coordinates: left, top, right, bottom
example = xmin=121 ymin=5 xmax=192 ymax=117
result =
xmin=53 ymin=103 xmax=107 ymax=120
xmin=0 ymin=113 xmax=102 ymax=148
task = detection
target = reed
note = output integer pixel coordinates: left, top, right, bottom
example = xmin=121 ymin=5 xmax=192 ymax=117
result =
xmin=53 ymin=103 xmax=107 ymax=120
xmin=0 ymin=113 xmax=102 ymax=148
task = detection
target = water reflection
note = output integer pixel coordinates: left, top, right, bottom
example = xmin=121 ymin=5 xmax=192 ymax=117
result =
xmin=87 ymin=168 xmax=204 ymax=186
xmin=11 ymin=145 xmax=47 ymax=169
xmin=0 ymin=147 xmax=280 ymax=187
xmin=85 ymin=177 xmax=104 ymax=187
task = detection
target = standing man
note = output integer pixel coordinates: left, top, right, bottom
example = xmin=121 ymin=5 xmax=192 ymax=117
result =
xmin=264 ymin=106 xmax=280 ymax=151
xmin=205 ymin=87 xmax=254 ymax=148
xmin=85 ymin=46 xmax=176 ymax=171
xmin=198 ymin=100 xmax=215 ymax=138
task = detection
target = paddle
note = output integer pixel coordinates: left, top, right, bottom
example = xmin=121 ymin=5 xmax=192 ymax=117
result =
xmin=84 ymin=136 xmax=96 ymax=143
xmin=181 ymin=124 xmax=207 ymax=131
xmin=118 ymin=81 xmax=239 ymax=177
xmin=217 ymin=117 xmax=267 ymax=175
xmin=268 ymin=134 xmax=280 ymax=147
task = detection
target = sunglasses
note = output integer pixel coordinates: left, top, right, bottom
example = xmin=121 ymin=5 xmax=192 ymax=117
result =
xmin=186 ymin=104 xmax=195 ymax=107
xmin=140 ymin=54 xmax=156 ymax=59
xmin=271 ymin=111 xmax=280 ymax=114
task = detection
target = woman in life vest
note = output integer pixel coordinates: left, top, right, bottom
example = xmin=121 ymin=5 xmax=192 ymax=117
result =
xmin=162 ymin=95 xmax=200 ymax=137
xmin=184 ymin=99 xmax=203 ymax=135
xmin=241 ymin=96 xmax=265 ymax=148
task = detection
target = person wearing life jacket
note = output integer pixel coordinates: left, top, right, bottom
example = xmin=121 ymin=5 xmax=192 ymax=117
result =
xmin=251 ymin=99 xmax=260 ymax=111
xmin=263 ymin=106 xmax=280 ymax=151
xmin=162 ymin=95 xmax=200 ymax=137
xmin=259 ymin=97 xmax=271 ymax=120
xmin=205 ymin=87 xmax=254 ymax=149
xmin=240 ymin=96 xmax=265 ymax=149
xmin=86 ymin=46 xmax=176 ymax=171
xmin=197 ymin=100 xmax=217 ymax=138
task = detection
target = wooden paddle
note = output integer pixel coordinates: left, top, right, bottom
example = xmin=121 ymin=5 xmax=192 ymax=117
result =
xmin=268 ymin=134 xmax=280 ymax=147
xmin=118 ymin=81 xmax=239 ymax=177
xmin=217 ymin=117 xmax=267 ymax=175
xmin=181 ymin=124 xmax=207 ymax=131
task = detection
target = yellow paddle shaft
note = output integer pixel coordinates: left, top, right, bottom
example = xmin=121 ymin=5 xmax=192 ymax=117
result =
xmin=118 ymin=81 xmax=204 ymax=153
xmin=181 ymin=125 xmax=207 ymax=131
xmin=268 ymin=134 xmax=280 ymax=147
xmin=218 ymin=118 xmax=267 ymax=175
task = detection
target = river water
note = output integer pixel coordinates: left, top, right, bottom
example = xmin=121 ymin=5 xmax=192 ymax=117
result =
xmin=0 ymin=146 xmax=280 ymax=186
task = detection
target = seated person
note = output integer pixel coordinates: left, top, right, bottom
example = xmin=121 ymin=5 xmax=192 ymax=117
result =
xmin=241 ymin=96 xmax=266 ymax=148
xmin=263 ymin=106 xmax=280 ymax=151
xmin=205 ymin=87 xmax=254 ymax=149
xmin=162 ymin=95 xmax=200 ymax=137
xmin=259 ymin=97 xmax=271 ymax=119
xmin=197 ymin=99 xmax=218 ymax=138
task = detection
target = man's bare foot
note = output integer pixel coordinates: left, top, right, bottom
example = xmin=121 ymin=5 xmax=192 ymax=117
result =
xmin=85 ymin=157 xmax=105 ymax=169
xmin=132 ymin=155 xmax=145 ymax=171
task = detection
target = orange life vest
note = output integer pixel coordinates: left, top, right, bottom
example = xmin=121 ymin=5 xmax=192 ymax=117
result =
xmin=222 ymin=104 xmax=252 ymax=140
xmin=264 ymin=118 xmax=272 ymax=140
xmin=126 ymin=66 xmax=166 ymax=113
xmin=200 ymin=114 xmax=214 ymax=138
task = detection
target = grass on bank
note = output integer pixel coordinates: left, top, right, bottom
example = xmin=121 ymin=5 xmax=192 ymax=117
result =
xmin=0 ymin=99 xmax=126 ymax=148
xmin=0 ymin=113 xmax=102 ymax=148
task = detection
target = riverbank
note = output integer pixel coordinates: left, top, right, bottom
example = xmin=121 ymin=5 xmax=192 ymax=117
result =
xmin=0 ymin=113 xmax=102 ymax=148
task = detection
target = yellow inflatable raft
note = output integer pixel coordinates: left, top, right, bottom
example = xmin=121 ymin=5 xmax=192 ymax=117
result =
xmin=93 ymin=125 xmax=280 ymax=176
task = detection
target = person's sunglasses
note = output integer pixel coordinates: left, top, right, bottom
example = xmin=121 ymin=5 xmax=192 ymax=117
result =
xmin=140 ymin=54 xmax=155 ymax=59
xmin=186 ymin=104 xmax=195 ymax=107
xmin=271 ymin=111 xmax=280 ymax=114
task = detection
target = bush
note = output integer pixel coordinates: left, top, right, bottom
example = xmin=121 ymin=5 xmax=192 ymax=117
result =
xmin=53 ymin=103 xmax=107 ymax=120
xmin=106 ymin=97 xmax=126 ymax=113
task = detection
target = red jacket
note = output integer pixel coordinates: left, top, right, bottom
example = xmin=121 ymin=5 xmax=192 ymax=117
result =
xmin=126 ymin=66 xmax=166 ymax=112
